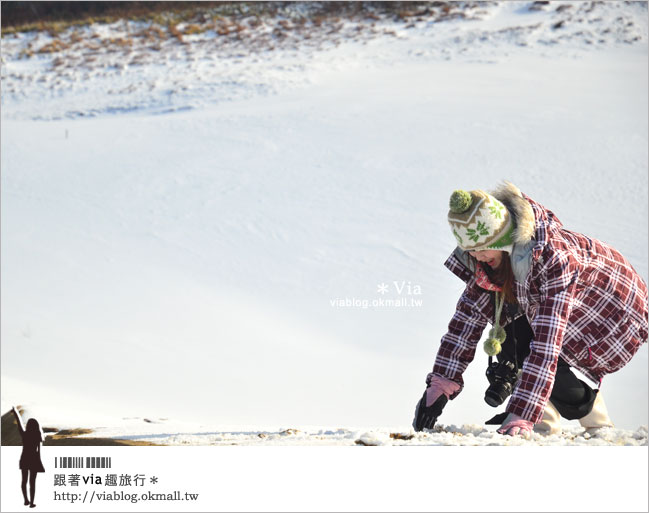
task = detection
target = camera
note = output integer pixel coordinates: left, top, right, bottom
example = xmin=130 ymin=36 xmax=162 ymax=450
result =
xmin=484 ymin=360 xmax=520 ymax=407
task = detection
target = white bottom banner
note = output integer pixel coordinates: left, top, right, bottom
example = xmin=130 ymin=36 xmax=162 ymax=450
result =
xmin=1 ymin=446 xmax=647 ymax=512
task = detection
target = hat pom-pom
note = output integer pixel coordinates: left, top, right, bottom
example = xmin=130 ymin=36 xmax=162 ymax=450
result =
xmin=490 ymin=325 xmax=507 ymax=343
xmin=484 ymin=337 xmax=502 ymax=356
xmin=449 ymin=190 xmax=472 ymax=214
xmin=483 ymin=326 xmax=506 ymax=356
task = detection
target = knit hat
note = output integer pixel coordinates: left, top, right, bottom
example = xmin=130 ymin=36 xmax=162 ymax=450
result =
xmin=447 ymin=189 xmax=514 ymax=253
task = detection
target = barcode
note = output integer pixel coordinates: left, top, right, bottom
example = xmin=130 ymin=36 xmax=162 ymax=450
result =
xmin=55 ymin=457 xmax=112 ymax=469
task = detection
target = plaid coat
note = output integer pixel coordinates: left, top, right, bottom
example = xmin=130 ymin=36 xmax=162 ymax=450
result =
xmin=432 ymin=184 xmax=648 ymax=424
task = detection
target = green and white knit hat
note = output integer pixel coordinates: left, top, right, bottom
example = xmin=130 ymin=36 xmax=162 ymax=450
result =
xmin=448 ymin=189 xmax=514 ymax=253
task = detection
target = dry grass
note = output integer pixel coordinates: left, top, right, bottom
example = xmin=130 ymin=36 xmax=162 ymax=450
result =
xmin=389 ymin=432 xmax=415 ymax=440
xmin=136 ymin=26 xmax=167 ymax=41
xmin=2 ymin=2 xmax=453 ymax=36
xmin=168 ymin=23 xmax=184 ymax=43
xmin=2 ymin=2 xmax=223 ymax=34
xmin=36 ymin=39 xmax=70 ymax=54
xmin=46 ymin=432 xmax=158 ymax=446
xmin=2 ymin=1 xmax=482 ymax=63
xmin=183 ymin=23 xmax=206 ymax=36
xmin=1 ymin=409 xmax=159 ymax=447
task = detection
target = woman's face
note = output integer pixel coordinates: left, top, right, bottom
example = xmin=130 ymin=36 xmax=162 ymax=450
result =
xmin=468 ymin=249 xmax=504 ymax=269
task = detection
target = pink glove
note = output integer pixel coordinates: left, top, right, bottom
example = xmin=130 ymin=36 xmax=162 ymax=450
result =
xmin=425 ymin=374 xmax=461 ymax=407
xmin=497 ymin=414 xmax=534 ymax=438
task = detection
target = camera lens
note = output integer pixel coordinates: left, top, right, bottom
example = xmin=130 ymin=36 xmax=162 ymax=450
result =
xmin=484 ymin=384 xmax=511 ymax=407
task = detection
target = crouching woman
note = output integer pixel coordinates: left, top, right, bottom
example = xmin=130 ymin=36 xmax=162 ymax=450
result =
xmin=413 ymin=182 xmax=648 ymax=437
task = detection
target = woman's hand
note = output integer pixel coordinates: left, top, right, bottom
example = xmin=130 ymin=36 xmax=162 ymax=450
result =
xmin=412 ymin=375 xmax=460 ymax=431
xmin=497 ymin=413 xmax=534 ymax=438
xmin=413 ymin=392 xmax=448 ymax=432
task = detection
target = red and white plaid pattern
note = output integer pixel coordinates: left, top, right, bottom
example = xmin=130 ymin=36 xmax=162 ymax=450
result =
xmin=432 ymin=193 xmax=648 ymax=423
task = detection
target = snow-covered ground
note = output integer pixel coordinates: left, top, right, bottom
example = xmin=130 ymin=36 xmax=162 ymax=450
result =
xmin=1 ymin=1 xmax=647 ymax=446
xmin=82 ymin=421 xmax=649 ymax=447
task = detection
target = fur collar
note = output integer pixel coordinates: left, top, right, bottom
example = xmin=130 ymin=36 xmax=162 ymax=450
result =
xmin=491 ymin=181 xmax=535 ymax=245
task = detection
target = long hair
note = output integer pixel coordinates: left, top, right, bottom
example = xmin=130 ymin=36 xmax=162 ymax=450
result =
xmin=484 ymin=255 xmax=517 ymax=304
xmin=24 ymin=418 xmax=42 ymax=445
xmin=467 ymin=253 xmax=517 ymax=304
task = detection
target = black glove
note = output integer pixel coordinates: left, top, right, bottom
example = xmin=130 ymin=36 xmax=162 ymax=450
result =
xmin=412 ymin=391 xmax=448 ymax=432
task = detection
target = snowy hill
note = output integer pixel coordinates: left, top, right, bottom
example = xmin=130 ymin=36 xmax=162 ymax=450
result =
xmin=2 ymin=1 xmax=647 ymax=121
xmin=1 ymin=1 xmax=647 ymax=446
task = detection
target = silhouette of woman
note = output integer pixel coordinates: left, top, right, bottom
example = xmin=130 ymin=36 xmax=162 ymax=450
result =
xmin=13 ymin=407 xmax=45 ymax=508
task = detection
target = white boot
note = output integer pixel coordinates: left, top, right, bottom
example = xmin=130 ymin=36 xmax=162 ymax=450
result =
xmin=579 ymin=392 xmax=614 ymax=434
xmin=534 ymin=400 xmax=562 ymax=435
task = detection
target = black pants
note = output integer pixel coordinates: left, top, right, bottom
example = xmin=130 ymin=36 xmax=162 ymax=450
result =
xmin=498 ymin=315 xmax=597 ymax=420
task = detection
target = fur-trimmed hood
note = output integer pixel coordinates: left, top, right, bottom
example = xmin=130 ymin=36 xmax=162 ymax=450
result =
xmin=490 ymin=182 xmax=536 ymax=246
xmin=490 ymin=181 xmax=539 ymax=284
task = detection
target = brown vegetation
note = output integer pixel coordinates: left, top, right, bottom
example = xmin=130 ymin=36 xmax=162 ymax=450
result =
xmin=2 ymin=409 xmax=158 ymax=446
xmin=1 ymin=2 xmax=457 ymax=35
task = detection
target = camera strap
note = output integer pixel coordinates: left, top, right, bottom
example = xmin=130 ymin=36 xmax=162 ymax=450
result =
xmin=489 ymin=295 xmax=521 ymax=374
xmin=507 ymin=302 xmax=520 ymax=374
